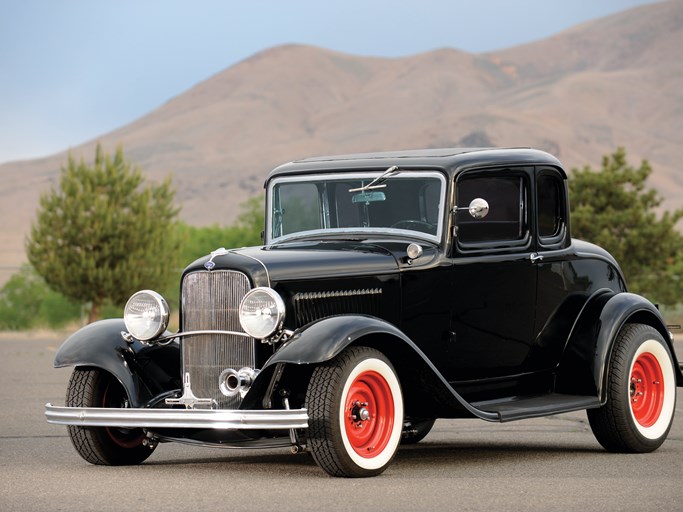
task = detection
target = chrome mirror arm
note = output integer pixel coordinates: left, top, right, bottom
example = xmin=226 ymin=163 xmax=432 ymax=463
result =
xmin=452 ymin=198 xmax=490 ymax=220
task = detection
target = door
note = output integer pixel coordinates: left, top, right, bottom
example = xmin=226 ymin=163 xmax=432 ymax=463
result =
xmin=446 ymin=167 xmax=538 ymax=382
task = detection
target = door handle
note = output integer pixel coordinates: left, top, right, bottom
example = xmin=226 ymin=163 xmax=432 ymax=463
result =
xmin=529 ymin=253 xmax=544 ymax=263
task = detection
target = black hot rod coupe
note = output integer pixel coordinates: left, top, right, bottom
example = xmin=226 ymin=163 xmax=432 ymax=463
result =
xmin=46 ymin=147 xmax=682 ymax=477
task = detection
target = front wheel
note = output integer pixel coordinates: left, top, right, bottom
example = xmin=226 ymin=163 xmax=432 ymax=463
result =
xmin=65 ymin=368 xmax=155 ymax=465
xmin=306 ymin=346 xmax=404 ymax=477
xmin=587 ymin=324 xmax=677 ymax=453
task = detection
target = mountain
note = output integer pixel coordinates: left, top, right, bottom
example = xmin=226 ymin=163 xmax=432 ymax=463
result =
xmin=1 ymin=0 xmax=681 ymax=275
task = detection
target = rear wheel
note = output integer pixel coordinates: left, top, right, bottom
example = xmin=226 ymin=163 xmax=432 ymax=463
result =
xmin=66 ymin=368 xmax=155 ymax=465
xmin=587 ymin=324 xmax=676 ymax=453
xmin=306 ymin=346 xmax=403 ymax=477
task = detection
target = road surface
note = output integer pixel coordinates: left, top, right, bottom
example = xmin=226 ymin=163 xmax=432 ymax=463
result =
xmin=1 ymin=335 xmax=681 ymax=511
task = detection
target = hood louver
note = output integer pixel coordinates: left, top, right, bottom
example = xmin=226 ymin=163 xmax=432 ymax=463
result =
xmin=293 ymin=288 xmax=382 ymax=326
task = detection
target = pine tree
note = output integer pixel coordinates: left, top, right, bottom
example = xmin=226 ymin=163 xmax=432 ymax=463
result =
xmin=569 ymin=148 xmax=683 ymax=305
xmin=26 ymin=144 xmax=180 ymax=322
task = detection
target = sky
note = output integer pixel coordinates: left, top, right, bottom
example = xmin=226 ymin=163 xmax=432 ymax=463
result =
xmin=0 ymin=0 xmax=662 ymax=165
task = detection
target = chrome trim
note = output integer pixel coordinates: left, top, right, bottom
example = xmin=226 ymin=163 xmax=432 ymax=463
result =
xmin=181 ymin=269 xmax=254 ymax=410
xmin=204 ymin=247 xmax=230 ymax=270
xmin=127 ymin=328 xmax=291 ymax=347
xmin=218 ymin=367 xmax=260 ymax=398
xmin=238 ymin=287 xmax=286 ymax=338
xmin=282 ymin=396 xmax=303 ymax=451
xmin=529 ymin=252 xmax=544 ymax=263
xmin=348 ymin=165 xmax=399 ymax=192
xmin=266 ymin=171 xmax=447 ymax=245
xmin=45 ymin=403 xmax=309 ymax=430
xmin=406 ymin=243 xmax=423 ymax=261
xmin=151 ymin=329 xmax=252 ymax=344
xmin=174 ymin=329 xmax=251 ymax=339
xmin=124 ymin=290 xmax=170 ymax=341
xmin=270 ymin=227 xmax=438 ymax=246
xmin=294 ymin=288 xmax=382 ymax=301
xmin=165 ymin=372 xmax=216 ymax=409
xmin=228 ymin=248 xmax=271 ymax=287
xmin=264 ymin=329 xmax=294 ymax=345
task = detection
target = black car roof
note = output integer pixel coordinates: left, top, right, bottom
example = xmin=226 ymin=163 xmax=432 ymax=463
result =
xmin=265 ymin=147 xmax=565 ymax=184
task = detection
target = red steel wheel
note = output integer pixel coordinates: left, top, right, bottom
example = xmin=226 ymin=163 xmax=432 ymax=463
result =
xmin=307 ymin=346 xmax=404 ymax=477
xmin=626 ymin=336 xmax=676 ymax=441
xmin=588 ymin=324 xmax=676 ymax=453
xmin=343 ymin=370 xmax=395 ymax=458
xmin=629 ymin=352 xmax=665 ymax=428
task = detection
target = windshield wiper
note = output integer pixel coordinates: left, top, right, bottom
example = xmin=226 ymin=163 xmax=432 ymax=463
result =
xmin=348 ymin=165 xmax=400 ymax=193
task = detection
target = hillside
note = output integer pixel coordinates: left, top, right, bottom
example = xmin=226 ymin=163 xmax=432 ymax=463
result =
xmin=1 ymin=0 xmax=681 ymax=273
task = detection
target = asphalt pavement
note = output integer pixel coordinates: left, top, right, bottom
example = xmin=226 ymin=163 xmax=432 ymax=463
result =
xmin=1 ymin=335 xmax=682 ymax=511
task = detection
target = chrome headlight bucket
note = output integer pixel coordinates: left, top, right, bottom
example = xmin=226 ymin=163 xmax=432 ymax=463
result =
xmin=238 ymin=287 xmax=285 ymax=339
xmin=124 ymin=290 xmax=170 ymax=341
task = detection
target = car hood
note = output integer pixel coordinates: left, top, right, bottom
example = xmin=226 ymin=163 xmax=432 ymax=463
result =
xmin=184 ymin=241 xmax=401 ymax=287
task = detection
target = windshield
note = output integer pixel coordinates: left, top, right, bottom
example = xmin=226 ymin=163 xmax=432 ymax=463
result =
xmin=267 ymin=171 xmax=446 ymax=243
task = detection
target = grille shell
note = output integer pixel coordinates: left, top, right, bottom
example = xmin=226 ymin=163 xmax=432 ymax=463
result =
xmin=181 ymin=270 xmax=254 ymax=409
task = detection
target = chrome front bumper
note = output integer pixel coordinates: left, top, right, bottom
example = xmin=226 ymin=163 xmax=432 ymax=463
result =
xmin=45 ymin=403 xmax=309 ymax=430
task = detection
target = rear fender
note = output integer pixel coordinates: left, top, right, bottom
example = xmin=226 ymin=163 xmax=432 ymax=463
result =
xmin=558 ymin=292 xmax=682 ymax=401
xmin=592 ymin=293 xmax=683 ymax=393
xmin=54 ymin=319 xmax=180 ymax=407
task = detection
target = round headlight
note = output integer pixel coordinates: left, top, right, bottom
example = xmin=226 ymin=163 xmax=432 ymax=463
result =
xmin=124 ymin=290 xmax=169 ymax=341
xmin=239 ymin=287 xmax=285 ymax=339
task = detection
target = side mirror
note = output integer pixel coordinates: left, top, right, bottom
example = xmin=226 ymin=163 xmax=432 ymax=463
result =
xmin=454 ymin=198 xmax=489 ymax=219
xmin=468 ymin=198 xmax=489 ymax=219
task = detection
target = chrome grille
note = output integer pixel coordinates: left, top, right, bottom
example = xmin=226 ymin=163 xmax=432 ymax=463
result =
xmin=181 ymin=270 xmax=253 ymax=409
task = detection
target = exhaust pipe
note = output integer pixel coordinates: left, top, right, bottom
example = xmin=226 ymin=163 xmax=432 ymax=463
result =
xmin=219 ymin=367 xmax=260 ymax=398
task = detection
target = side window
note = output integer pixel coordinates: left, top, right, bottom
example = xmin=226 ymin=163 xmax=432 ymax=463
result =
xmin=456 ymin=172 xmax=529 ymax=247
xmin=537 ymin=170 xmax=567 ymax=246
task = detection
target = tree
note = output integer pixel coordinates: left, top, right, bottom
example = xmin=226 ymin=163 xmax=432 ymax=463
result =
xmin=26 ymin=144 xmax=180 ymax=322
xmin=158 ymin=197 xmax=265 ymax=309
xmin=569 ymin=148 xmax=683 ymax=306
xmin=176 ymin=196 xmax=265 ymax=264
xmin=0 ymin=266 xmax=81 ymax=330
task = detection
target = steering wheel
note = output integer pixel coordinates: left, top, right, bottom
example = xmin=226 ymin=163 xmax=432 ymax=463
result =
xmin=390 ymin=220 xmax=436 ymax=235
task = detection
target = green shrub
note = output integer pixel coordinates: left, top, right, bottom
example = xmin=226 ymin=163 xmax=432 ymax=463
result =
xmin=0 ymin=266 xmax=80 ymax=330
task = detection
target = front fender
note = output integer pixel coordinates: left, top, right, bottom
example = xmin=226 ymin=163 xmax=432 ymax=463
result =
xmin=262 ymin=315 xmax=498 ymax=421
xmin=55 ymin=319 xmax=180 ymax=407
xmin=263 ymin=315 xmax=411 ymax=367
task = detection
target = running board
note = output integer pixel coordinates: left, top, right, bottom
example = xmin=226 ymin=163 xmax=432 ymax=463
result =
xmin=472 ymin=394 xmax=601 ymax=422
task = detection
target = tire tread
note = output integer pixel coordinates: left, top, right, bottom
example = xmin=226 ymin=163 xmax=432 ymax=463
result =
xmin=307 ymin=349 xmax=355 ymax=477
xmin=65 ymin=368 xmax=153 ymax=465
xmin=306 ymin=346 xmax=399 ymax=477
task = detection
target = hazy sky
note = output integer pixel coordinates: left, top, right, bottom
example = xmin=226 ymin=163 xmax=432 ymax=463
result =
xmin=0 ymin=0 xmax=661 ymax=164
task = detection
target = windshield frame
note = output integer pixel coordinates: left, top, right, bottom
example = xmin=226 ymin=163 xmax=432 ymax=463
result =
xmin=265 ymin=170 xmax=447 ymax=245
